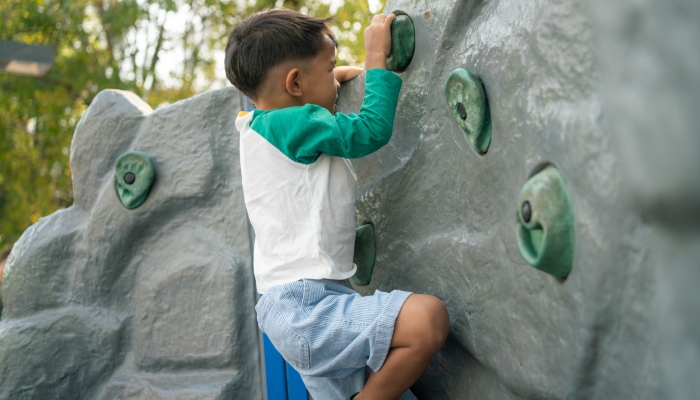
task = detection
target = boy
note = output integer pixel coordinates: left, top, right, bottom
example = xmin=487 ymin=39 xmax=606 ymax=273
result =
xmin=226 ymin=9 xmax=449 ymax=400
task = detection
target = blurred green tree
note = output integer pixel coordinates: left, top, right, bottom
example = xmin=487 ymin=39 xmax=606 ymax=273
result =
xmin=0 ymin=0 xmax=385 ymax=249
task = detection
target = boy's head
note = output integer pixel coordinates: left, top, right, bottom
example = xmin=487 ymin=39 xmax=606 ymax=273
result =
xmin=225 ymin=9 xmax=339 ymax=111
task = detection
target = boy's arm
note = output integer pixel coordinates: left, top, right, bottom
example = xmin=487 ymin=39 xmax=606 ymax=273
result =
xmin=364 ymin=13 xmax=395 ymax=71
xmin=253 ymin=69 xmax=400 ymax=164
xmin=249 ymin=14 xmax=401 ymax=164
xmin=334 ymin=66 xmax=364 ymax=83
xmin=314 ymin=13 xmax=401 ymax=159
xmin=333 ymin=12 xmax=394 ymax=83
xmin=323 ymin=69 xmax=401 ymax=158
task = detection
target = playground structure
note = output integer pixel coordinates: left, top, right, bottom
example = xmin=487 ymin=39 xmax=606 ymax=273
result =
xmin=1 ymin=0 xmax=699 ymax=398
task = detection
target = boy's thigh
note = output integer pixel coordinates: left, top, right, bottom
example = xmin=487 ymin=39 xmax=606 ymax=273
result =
xmin=258 ymin=299 xmax=312 ymax=369
xmin=301 ymin=365 xmax=369 ymax=399
xmin=257 ymin=279 xmax=412 ymax=376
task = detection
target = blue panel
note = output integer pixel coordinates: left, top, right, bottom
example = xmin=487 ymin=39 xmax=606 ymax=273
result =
xmin=263 ymin=333 xmax=288 ymax=400
xmin=286 ymin=363 xmax=308 ymax=400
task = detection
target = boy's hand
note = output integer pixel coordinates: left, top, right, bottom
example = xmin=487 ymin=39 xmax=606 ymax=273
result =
xmin=365 ymin=13 xmax=396 ymax=70
xmin=334 ymin=66 xmax=364 ymax=83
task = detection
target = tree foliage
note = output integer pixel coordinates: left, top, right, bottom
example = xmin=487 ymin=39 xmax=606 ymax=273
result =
xmin=0 ymin=0 xmax=385 ymax=249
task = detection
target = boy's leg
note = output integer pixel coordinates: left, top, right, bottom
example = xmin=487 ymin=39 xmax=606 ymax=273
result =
xmin=354 ymin=294 xmax=449 ymax=400
xmin=301 ymin=365 xmax=370 ymax=399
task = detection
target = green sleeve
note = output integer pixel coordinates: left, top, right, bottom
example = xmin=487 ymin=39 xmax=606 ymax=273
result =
xmin=250 ymin=68 xmax=403 ymax=164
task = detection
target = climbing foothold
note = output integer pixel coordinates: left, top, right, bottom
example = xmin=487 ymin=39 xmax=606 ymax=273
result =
xmin=386 ymin=10 xmax=415 ymax=72
xmin=114 ymin=151 xmax=155 ymax=210
xmin=516 ymin=166 xmax=575 ymax=279
xmin=350 ymin=224 xmax=376 ymax=286
xmin=444 ymin=68 xmax=492 ymax=154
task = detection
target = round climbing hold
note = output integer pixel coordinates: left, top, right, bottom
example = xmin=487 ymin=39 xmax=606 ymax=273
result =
xmin=444 ymin=68 xmax=492 ymax=154
xmin=114 ymin=150 xmax=155 ymax=210
xmin=522 ymin=200 xmax=531 ymax=223
xmin=516 ymin=166 xmax=575 ymax=279
xmin=457 ymin=102 xmax=467 ymax=121
xmin=350 ymin=224 xmax=376 ymax=286
xmin=386 ymin=10 xmax=415 ymax=72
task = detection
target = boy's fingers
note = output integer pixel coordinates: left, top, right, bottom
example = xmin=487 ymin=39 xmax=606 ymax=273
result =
xmin=385 ymin=13 xmax=397 ymax=25
xmin=372 ymin=14 xmax=386 ymax=24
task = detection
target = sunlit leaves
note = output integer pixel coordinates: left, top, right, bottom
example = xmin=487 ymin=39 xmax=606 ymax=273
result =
xmin=0 ymin=0 xmax=385 ymax=249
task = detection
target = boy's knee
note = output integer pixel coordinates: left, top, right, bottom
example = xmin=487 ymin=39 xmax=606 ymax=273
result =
xmin=425 ymin=296 xmax=450 ymax=350
xmin=405 ymin=294 xmax=449 ymax=352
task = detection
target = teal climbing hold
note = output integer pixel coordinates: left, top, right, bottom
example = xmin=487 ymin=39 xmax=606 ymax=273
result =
xmin=350 ymin=224 xmax=376 ymax=286
xmin=444 ymin=68 xmax=492 ymax=154
xmin=386 ymin=10 xmax=415 ymax=72
xmin=114 ymin=151 xmax=155 ymax=210
xmin=516 ymin=166 xmax=575 ymax=279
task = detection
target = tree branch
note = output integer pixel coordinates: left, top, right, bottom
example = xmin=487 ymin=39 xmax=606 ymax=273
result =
xmin=148 ymin=19 xmax=167 ymax=91
xmin=95 ymin=0 xmax=121 ymax=79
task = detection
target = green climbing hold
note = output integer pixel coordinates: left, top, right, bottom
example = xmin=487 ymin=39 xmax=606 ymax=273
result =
xmin=350 ymin=224 xmax=376 ymax=286
xmin=386 ymin=10 xmax=415 ymax=72
xmin=516 ymin=166 xmax=575 ymax=279
xmin=114 ymin=150 xmax=155 ymax=210
xmin=444 ymin=68 xmax=492 ymax=154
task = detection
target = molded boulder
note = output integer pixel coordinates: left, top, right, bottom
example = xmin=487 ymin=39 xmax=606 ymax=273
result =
xmin=0 ymin=87 xmax=263 ymax=399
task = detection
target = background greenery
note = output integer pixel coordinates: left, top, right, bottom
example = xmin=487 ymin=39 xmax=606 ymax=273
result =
xmin=0 ymin=0 xmax=385 ymax=250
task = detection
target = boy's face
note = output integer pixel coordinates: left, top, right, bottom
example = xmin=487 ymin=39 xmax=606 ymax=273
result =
xmin=301 ymin=35 xmax=340 ymax=114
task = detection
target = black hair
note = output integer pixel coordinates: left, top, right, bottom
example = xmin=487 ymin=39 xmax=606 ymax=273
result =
xmin=225 ymin=8 xmax=337 ymax=98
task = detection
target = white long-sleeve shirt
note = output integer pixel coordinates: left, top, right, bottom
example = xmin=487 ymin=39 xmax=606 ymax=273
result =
xmin=236 ymin=69 xmax=402 ymax=294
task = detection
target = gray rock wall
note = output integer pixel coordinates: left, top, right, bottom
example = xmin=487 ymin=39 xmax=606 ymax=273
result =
xmin=0 ymin=88 xmax=263 ymax=399
xmin=1 ymin=0 xmax=699 ymax=399
xmin=337 ymin=0 xmax=699 ymax=399
xmin=590 ymin=1 xmax=700 ymax=398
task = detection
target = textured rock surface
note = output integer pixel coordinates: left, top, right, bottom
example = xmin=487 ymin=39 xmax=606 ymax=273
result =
xmin=589 ymin=1 xmax=700 ymax=398
xmin=337 ymin=0 xmax=699 ymax=399
xmin=0 ymin=307 xmax=126 ymax=399
xmin=0 ymin=88 xmax=263 ymax=399
xmin=2 ymin=0 xmax=699 ymax=398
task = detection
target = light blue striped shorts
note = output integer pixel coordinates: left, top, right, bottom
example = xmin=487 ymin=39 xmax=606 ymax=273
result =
xmin=255 ymin=279 xmax=417 ymax=400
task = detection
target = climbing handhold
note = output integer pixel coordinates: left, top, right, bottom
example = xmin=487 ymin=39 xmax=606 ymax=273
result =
xmin=444 ymin=68 xmax=492 ymax=154
xmin=516 ymin=166 xmax=575 ymax=279
xmin=114 ymin=151 xmax=155 ymax=210
xmin=386 ymin=10 xmax=415 ymax=72
xmin=350 ymin=224 xmax=376 ymax=286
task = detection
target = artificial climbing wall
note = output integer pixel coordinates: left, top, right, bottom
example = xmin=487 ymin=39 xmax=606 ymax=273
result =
xmin=0 ymin=89 xmax=264 ymax=399
xmin=338 ymin=0 xmax=700 ymax=398
xmin=1 ymin=0 xmax=699 ymax=399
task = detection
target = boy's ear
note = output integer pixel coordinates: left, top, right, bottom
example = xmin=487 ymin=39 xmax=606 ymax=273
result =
xmin=285 ymin=68 xmax=303 ymax=97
